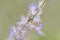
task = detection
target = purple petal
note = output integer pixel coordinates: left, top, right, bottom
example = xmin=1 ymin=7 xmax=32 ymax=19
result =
xmin=9 ymin=26 xmax=16 ymax=38
xmin=38 ymin=31 xmax=44 ymax=36
xmin=29 ymin=3 xmax=38 ymax=11
xmin=10 ymin=26 xmax=16 ymax=34
xmin=36 ymin=23 xmax=43 ymax=31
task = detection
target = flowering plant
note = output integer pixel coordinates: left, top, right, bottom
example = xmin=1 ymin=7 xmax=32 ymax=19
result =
xmin=6 ymin=0 xmax=47 ymax=40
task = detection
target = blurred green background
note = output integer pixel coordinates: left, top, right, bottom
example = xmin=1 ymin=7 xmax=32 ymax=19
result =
xmin=0 ymin=0 xmax=60 ymax=40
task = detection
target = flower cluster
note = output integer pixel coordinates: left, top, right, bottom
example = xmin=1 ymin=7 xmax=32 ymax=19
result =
xmin=6 ymin=0 xmax=47 ymax=40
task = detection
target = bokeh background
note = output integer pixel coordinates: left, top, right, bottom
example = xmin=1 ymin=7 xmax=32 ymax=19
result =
xmin=0 ymin=0 xmax=60 ymax=40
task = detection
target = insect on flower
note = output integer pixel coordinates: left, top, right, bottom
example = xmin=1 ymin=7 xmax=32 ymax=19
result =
xmin=6 ymin=0 xmax=47 ymax=40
